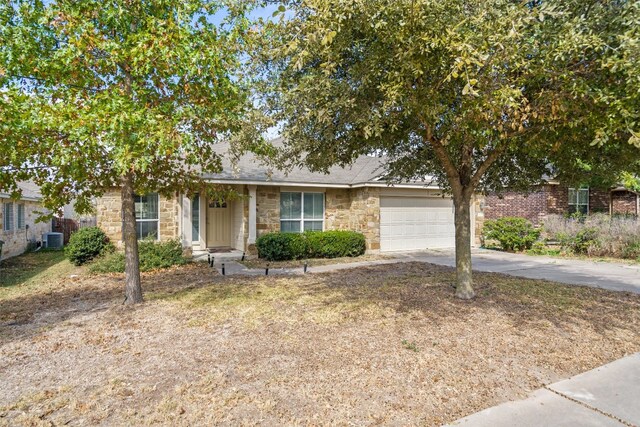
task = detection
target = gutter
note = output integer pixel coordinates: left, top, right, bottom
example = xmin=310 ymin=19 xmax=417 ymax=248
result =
xmin=202 ymin=178 xmax=443 ymax=191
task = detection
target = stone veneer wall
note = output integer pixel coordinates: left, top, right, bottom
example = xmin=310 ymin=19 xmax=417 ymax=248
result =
xmin=0 ymin=199 xmax=51 ymax=259
xmin=348 ymin=187 xmax=381 ymax=251
xmin=96 ymin=190 xmax=180 ymax=244
xmin=256 ymin=186 xmax=280 ymax=237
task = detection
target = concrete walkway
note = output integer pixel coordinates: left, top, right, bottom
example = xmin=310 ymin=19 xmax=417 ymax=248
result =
xmin=198 ymin=248 xmax=640 ymax=294
xmin=446 ymin=353 xmax=640 ymax=426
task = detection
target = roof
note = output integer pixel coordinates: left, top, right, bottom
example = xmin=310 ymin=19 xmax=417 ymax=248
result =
xmin=202 ymin=139 xmax=438 ymax=189
xmin=0 ymin=181 xmax=43 ymax=201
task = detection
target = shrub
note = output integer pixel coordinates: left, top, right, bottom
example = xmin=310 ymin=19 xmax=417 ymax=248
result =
xmin=482 ymin=217 xmax=540 ymax=251
xmin=305 ymin=230 xmax=366 ymax=258
xmin=256 ymin=230 xmax=366 ymax=261
xmin=65 ymin=227 xmax=112 ymax=266
xmin=255 ymin=232 xmax=308 ymax=261
xmin=543 ymin=214 xmax=640 ymax=258
xmin=89 ymin=239 xmax=187 ymax=273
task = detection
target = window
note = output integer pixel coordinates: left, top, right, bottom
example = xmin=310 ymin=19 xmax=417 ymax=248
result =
xmin=568 ymin=188 xmax=589 ymax=215
xmin=17 ymin=204 xmax=25 ymax=229
xmin=134 ymin=193 xmax=159 ymax=240
xmin=3 ymin=202 xmax=14 ymax=231
xmin=280 ymin=192 xmax=324 ymax=232
xmin=192 ymin=194 xmax=200 ymax=243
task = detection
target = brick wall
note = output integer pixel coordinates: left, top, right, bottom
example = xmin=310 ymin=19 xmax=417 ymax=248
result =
xmin=483 ymin=186 xmax=550 ymax=224
xmin=0 ymin=199 xmax=51 ymax=259
xmin=611 ymin=191 xmax=638 ymax=215
xmin=589 ymin=189 xmax=610 ymax=214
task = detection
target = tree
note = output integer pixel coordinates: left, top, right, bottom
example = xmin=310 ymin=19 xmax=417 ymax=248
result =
xmin=253 ymin=0 xmax=640 ymax=298
xmin=0 ymin=0 xmax=250 ymax=303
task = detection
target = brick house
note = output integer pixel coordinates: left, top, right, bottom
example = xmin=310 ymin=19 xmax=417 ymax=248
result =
xmin=96 ymin=141 xmax=485 ymax=255
xmin=483 ymin=180 xmax=639 ymax=225
xmin=0 ymin=182 xmax=52 ymax=259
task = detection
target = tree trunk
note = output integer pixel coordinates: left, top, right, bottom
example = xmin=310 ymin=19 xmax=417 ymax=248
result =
xmin=121 ymin=172 xmax=143 ymax=304
xmin=453 ymin=192 xmax=475 ymax=299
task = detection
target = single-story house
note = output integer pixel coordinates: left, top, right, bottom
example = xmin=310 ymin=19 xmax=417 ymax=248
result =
xmin=0 ymin=182 xmax=52 ymax=259
xmin=96 ymin=141 xmax=485 ymax=255
xmin=484 ymin=180 xmax=639 ymax=225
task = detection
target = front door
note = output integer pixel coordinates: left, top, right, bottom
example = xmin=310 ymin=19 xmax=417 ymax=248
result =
xmin=207 ymin=200 xmax=232 ymax=247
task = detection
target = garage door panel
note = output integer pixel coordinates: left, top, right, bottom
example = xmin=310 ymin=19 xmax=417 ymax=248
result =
xmin=380 ymin=196 xmax=455 ymax=251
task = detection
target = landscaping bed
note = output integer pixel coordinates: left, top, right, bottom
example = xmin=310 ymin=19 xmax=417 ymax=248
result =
xmin=1 ymin=253 xmax=639 ymax=425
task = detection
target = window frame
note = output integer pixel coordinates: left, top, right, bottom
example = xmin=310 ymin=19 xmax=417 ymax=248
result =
xmin=568 ymin=187 xmax=589 ymax=215
xmin=280 ymin=191 xmax=324 ymax=233
xmin=133 ymin=193 xmax=159 ymax=241
xmin=17 ymin=203 xmax=25 ymax=230
xmin=191 ymin=194 xmax=200 ymax=244
xmin=3 ymin=202 xmax=14 ymax=231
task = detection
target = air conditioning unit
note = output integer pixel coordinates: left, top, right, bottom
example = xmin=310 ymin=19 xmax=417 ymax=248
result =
xmin=43 ymin=232 xmax=64 ymax=249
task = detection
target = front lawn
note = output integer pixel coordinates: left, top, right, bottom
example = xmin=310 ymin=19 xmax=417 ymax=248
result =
xmin=238 ymin=253 xmax=394 ymax=269
xmin=0 ymin=252 xmax=638 ymax=425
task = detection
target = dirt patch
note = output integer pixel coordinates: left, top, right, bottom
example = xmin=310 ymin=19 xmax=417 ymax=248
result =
xmin=0 ymin=261 xmax=638 ymax=426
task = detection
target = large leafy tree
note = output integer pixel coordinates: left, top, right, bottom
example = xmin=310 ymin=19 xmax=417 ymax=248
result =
xmin=1 ymin=0 xmax=250 ymax=303
xmin=255 ymin=0 xmax=640 ymax=298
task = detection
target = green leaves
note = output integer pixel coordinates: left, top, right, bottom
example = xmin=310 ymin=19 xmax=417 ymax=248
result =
xmin=253 ymin=0 xmax=640 ymax=193
xmin=1 ymin=0 xmax=250 ymax=213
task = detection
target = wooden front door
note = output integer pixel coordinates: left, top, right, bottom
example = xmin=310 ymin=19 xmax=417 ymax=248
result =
xmin=207 ymin=200 xmax=232 ymax=247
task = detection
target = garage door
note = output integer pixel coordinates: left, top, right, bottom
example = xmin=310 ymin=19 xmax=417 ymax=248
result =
xmin=380 ymin=196 xmax=455 ymax=251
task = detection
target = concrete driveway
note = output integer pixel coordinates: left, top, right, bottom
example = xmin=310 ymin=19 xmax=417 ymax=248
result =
xmin=394 ymin=249 xmax=640 ymax=294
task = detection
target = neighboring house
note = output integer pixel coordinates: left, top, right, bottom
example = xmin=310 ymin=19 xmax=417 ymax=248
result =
xmin=484 ymin=180 xmax=639 ymax=225
xmin=0 ymin=182 xmax=51 ymax=259
xmin=96 ymin=141 xmax=485 ymax=255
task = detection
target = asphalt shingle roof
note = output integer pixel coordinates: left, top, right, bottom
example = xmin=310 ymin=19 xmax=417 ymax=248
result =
xmin=202 ymin=139 xmax=386 ymax=187
xmin=0 ymin=181 xmax=42 ymax=200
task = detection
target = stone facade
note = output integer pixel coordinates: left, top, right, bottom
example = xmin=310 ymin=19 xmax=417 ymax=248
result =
xmin=256 ymin=186 xmax=280 ymax=237
xmin=96 ymin=190 xmax=179 ymax=244
xmin=611 ymin=191 xmax=639 ymax=216
xmin=347 ymin=187 xmax=381 ymax=251
xmin=0 ymin=199 xmax=51 ymax=259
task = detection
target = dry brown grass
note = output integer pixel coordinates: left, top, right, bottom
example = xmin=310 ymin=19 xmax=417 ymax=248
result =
xmin=237 ymin=253 xmax=395 ymax=269
xmin=0 ymin=256 xmax=639 ymax=426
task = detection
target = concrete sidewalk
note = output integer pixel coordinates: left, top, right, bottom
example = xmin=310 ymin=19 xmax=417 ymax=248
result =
xmin=447 ymin=353 xmax=640 ymax=426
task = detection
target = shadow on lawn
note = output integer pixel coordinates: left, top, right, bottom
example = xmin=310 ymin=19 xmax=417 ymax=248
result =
xmin=0 ymin=250 xmax=67 ymax=288
xmin=1 ymin=261 xmax=638 ymax=346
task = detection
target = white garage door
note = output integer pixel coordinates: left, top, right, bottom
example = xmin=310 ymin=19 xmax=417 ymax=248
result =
xmin=380 ymin=196 xmax=455 ymax=251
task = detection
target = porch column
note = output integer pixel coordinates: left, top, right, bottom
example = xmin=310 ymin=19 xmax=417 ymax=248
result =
xmin=181 ymin=194 xmax=193 ymax=248
xmin=248 ymin=185 xmax=257 ymax=244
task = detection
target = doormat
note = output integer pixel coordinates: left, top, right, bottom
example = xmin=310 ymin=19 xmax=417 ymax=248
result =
xmin=207 ymin=247 xmax=235 ymax=253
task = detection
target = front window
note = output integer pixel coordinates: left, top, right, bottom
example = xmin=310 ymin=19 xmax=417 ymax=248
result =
xmin=3 ymin=202 xmax=13 ymax=231
xmin=568 ymin=188 xmax=589 ymax=215
xmin=280 ymin=192 xmax=324 ymax=232
xmin=134 ymin=193 xmax=159 ymax=240
xmin=192 ymin=194 xmax=200 ymax=243
xmin=17 ymin=204 xmax=25 ymax=229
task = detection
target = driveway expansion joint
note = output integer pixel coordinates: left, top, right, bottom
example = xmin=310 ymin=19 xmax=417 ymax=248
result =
xmin=543 ymin=386 xmax=634 ymax=427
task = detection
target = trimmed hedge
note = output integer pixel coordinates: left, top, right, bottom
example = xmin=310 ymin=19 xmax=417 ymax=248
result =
xmin=89 ymin=239 xmax=187 ymax=273
xmin=65 ymin=227 xmax=113 ymax=266
xmin=482 ymin=217 xmax=540 ymax=252
xmin=256 ymin=230 xmax=366 ymax=261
